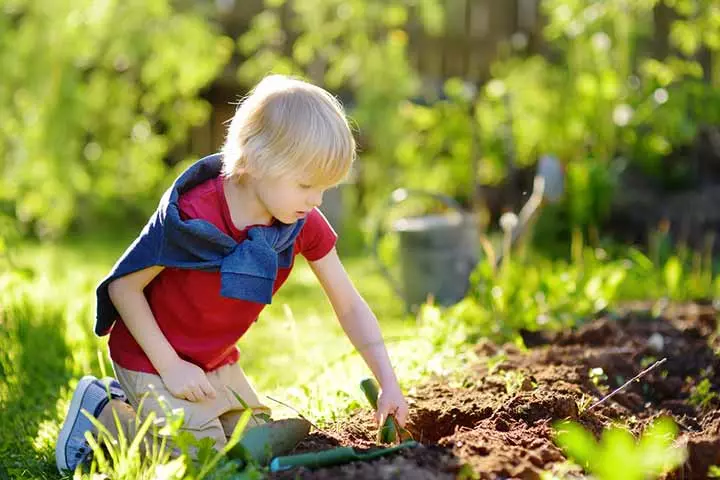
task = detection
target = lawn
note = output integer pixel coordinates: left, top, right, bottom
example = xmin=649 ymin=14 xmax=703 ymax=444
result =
xmin=0 ymin=231 xmax=433 ymax=480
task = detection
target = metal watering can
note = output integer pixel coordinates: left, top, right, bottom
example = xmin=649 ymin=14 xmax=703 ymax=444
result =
xmin=372 ymin=155 xmax=565 ymax=312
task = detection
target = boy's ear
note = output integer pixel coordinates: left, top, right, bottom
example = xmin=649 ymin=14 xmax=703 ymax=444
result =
xmin=229 ymin=167 xmax=249 ymax=180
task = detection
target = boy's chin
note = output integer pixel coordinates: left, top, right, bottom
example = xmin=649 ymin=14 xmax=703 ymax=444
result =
xmin=275 ymin=214 xmax=300 ymax=225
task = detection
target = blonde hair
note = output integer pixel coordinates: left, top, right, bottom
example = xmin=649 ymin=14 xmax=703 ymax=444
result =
xmin=221 ymin=74 xmax=356 ymax=187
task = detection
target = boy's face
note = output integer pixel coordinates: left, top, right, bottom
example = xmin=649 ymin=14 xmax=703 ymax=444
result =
xmin=253 ymin=173 xmax=330 ymax=224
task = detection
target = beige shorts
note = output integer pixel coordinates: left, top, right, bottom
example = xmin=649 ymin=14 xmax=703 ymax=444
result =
xmin=113 ymin=361 xmax=271 ymax=451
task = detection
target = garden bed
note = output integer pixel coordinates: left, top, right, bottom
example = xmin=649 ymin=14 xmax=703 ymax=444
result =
xmin=271 ymin=302 xmax=720 ymax=479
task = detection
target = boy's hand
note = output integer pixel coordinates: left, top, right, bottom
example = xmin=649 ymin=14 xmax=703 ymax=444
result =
xmin=375 ymin=383 xmax=409 ymax=428
xmin=159 ymin=358 xmax=217 ymax=402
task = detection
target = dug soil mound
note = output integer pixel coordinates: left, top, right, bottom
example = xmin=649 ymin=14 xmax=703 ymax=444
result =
xmin=270 ymin=302 xmax=720 ymax=479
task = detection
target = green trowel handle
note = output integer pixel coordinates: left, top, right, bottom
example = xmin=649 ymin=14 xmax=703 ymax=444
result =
xmin=269 ymin=441 xmax=419 ymax=472
xmin=269 ymin=447 xmax=358 ymax=471
xmin=360 ymin=378 xmax=380 ymax=409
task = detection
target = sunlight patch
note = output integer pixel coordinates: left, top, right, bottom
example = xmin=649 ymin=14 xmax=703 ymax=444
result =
xmin=33 ymin=418 xmax=59 ymax=452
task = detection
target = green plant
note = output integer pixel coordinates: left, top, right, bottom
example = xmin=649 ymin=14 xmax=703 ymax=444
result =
xmin=688 ymin=378 xmax=719 ymax=410
xmin=589 ymin=367 xmax=608 ymax=387
xmin=393 ymin=79 xmax=479 ymax=206
xmin=501 ymin=370 xmax=532 ymax=396
xmin=486 ymin=352 xmax=508 ymax=375
xmin=622 ymin=248 xmax=717 ymax=301
xmin=576 ymin=394 xmax=594 ymax=414
xmin=460 ymin=246 xmax=629 ymax=342
xmin=554 ymin=416 xmax=687 ymax=480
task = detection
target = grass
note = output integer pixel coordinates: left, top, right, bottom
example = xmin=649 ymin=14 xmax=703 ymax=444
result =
xmin=0 ymin=230 xmax=434 ymax=479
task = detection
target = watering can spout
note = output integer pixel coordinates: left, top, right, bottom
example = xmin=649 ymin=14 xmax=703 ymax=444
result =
xmin=538 ymin=154 xmax=564 ymax=203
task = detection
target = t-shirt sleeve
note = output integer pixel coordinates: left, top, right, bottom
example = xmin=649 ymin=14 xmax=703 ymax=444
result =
xmin=297 ymin=208 xmax=338 ymax=261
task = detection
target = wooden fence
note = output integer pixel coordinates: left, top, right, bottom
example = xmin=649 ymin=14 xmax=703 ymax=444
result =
xmin=190 ymin=0 xmax=544 ymax=154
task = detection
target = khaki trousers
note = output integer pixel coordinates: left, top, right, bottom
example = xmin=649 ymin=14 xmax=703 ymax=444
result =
xmin=112 ymin=361 xmax=271 ymax=452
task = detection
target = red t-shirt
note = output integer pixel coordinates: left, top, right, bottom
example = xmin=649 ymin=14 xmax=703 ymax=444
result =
xmin=108 ymin=176 xmax=337 ymax=373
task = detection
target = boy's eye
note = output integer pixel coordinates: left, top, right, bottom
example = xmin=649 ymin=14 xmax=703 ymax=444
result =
xmin=299 ymin=183 xmax=312 ymax=189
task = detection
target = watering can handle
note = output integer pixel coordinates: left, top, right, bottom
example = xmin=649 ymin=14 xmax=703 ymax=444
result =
xmin=371 ymin=189 xmax=465 ymax=308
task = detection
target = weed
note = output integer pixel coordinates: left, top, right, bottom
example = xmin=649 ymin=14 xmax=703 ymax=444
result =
xmin=486 ymin=352 xmax=508 ymax=375
xmin=553 ymin=416 xmax=686 ymax=480
xmin=588 ymin=368 xmax=608 ymax=387
xmin=576 ymin=394 xmax=594 ymax=415
xmin=501 ymin=371 xmax=534 ymax=395
xmin=689 ymin=378 xmax=719 ymax=410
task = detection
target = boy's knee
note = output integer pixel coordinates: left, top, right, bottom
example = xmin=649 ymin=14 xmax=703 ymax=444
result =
xmin=97 ymin=398 xmax=138 ymax=439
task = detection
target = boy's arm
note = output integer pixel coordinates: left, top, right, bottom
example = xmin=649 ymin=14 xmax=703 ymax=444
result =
xmin=108 ymin=266 xmax=216 ymax=402
xmin=308 ymin=248 xmax=409 ymax=426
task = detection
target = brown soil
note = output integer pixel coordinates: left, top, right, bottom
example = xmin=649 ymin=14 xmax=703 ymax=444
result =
xmin=269 ymin=302 xmax=720 ymax=480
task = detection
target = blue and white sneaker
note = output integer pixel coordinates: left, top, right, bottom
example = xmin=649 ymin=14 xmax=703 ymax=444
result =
xmin=55 ymin=376 xmax=128 ymax=473
xmin=100 ymin=376 xmax=127 ymax=404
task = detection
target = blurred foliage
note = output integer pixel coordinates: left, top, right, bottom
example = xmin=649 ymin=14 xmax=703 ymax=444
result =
xmin=236 ymin=0 xmax=720 ymax=231
xmin=0 ymin=0 xmax=232 ymax=237
xmin=394 ymin=80 xmax=478 ymax=207
xmin=474 ymin=0 xmax=720 ymax=232
xmin=1 ymin=0 xmax=718 ymax=240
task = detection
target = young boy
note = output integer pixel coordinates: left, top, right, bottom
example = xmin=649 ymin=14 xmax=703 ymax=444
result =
xmin=56 ymin=74 xmax=409 ymax=472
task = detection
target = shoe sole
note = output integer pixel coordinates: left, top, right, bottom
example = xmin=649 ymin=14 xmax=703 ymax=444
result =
xmin=55 ymin=376 xmax=96 ymax=472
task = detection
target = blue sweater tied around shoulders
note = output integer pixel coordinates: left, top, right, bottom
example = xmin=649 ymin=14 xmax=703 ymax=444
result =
xmin=94 ymin=153 xmax=305 ymax=337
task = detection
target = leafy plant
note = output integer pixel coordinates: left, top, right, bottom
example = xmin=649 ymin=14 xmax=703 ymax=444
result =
xmin=459 ymin=247 xmax=629 ymax=341
xmin=688 ymin=378 xmax=719 ymax=410
xmin=589 ymin=367 xmax=608 ymax=387
xmin=0 ymin=0 xmax=232 ymax=236
xmin=554 ymin=416 xmax=687 ymax=480
xmin=501 ymin=370 xmax=532 ymax=396
xmin=575 ymin=394 xmax=594 ymax=415
xmin=416 ymin=235 xmax=717 ymax=352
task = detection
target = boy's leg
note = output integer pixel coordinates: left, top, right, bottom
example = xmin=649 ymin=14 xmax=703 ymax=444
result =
xmin=96 ymin=398 xmax=141 ymax=444
xmin=113 ymin=362 xmax=229 ymax=452
xmin=212 ymin=361 xmax=272 ymax=437
xmin=56 ymin=376 xmax=129 ymax=473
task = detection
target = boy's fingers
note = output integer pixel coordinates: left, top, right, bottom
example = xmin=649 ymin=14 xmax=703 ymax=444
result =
xmin=201 ymin=382 xmax=217 ymax=399
xmin=375 ymin=408 xmax=386 ymax=427
xmin=395 ymin=407 xmax=408 ymax=427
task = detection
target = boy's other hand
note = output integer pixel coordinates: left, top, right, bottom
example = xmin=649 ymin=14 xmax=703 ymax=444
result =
xmin=160 ymin=358 xmax=217 ymax=402
xmin=375 ymin=384 xmax=409 ymax=428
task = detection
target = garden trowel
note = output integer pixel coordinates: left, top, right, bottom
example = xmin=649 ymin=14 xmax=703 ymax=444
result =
xmin=359 ymin=377 xmax=414 ymax=445
xmin=228 ymin=417 xmax=312 ymax=466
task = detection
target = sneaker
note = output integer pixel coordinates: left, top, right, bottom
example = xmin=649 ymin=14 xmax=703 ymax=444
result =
xmin=55 ymin=375 xmax=125 ymax=473
xmin=100 ymin=376 xmax=128 ymax=404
